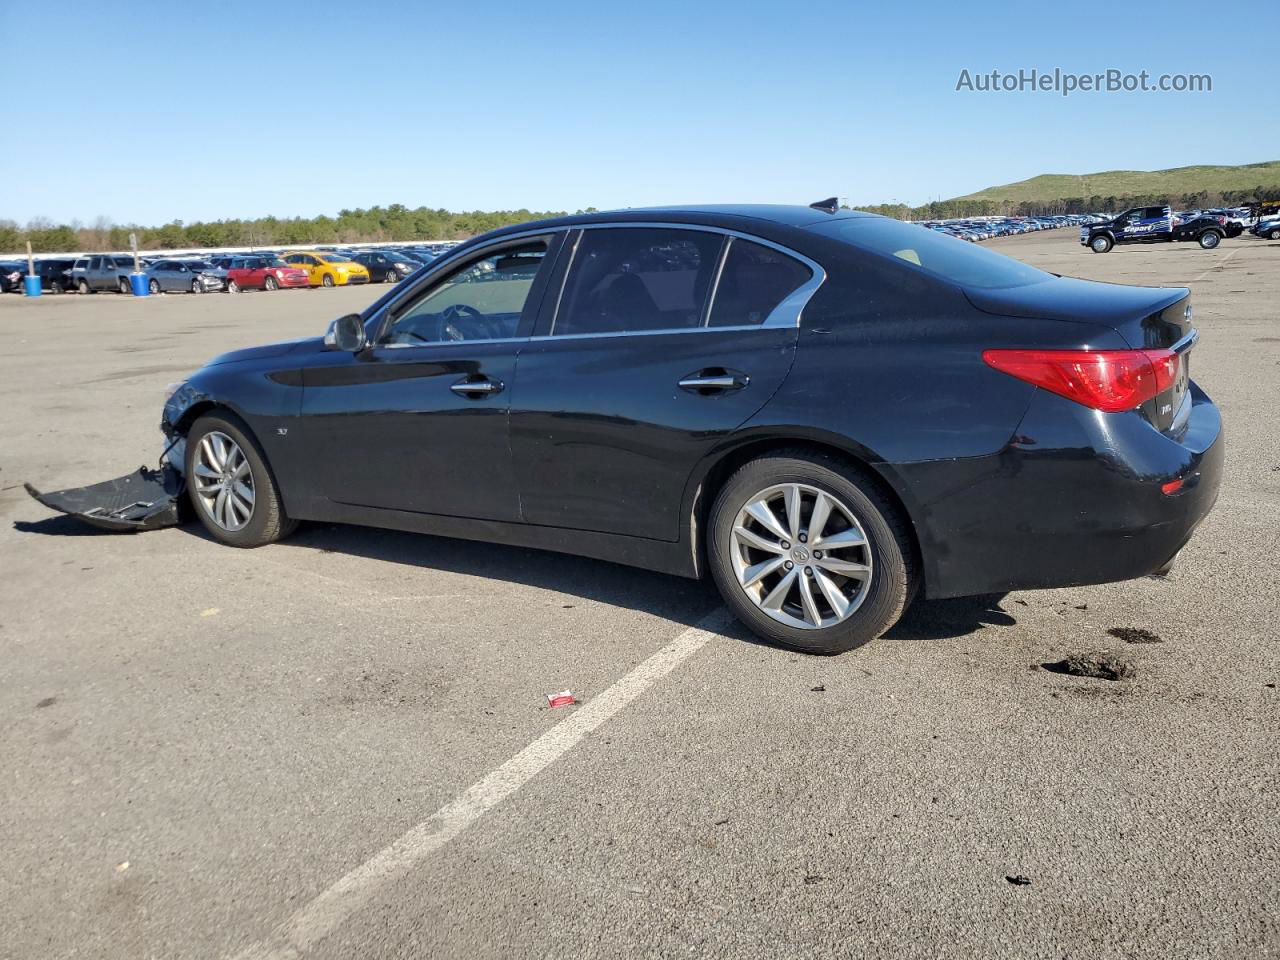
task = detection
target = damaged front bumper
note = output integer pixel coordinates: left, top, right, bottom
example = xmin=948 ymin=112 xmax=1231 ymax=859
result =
xmin=25 ymin=464 xmax=185 ymax=531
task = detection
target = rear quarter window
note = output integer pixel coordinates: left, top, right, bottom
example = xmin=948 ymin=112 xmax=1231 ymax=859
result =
xmin=810 ymin=218 xmax=1051 ymax=290
xmin=708 ymin=239 xmax=811 ymax=327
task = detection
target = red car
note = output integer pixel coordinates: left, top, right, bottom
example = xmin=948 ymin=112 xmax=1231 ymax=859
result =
xmin=222 ymin=257 xmax=310 ymax=292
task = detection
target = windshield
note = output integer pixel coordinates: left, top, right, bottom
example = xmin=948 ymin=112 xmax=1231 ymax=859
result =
xmin=810 ymin=218 xmax=1052 ymax=289
xmin=320 ymin=254 xmax=352 ymax=263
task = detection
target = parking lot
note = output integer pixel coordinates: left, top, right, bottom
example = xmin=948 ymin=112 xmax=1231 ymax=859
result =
xmin=1 ymin=230 xmax=1277 ymax=959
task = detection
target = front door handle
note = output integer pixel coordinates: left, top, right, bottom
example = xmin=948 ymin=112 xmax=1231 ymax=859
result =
xmin=678 ymin=368 xmax=749 ymax=393
xmin=450 ymin=376 xmax=504 ymax=397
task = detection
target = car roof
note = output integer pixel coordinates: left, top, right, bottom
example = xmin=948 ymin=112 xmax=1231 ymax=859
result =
xmin=513 ymin=204 xmax=874 ymax=231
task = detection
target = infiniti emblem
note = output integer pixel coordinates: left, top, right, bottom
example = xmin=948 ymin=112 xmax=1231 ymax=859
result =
xmin=791 ymin=547 xmax=809 ymax=563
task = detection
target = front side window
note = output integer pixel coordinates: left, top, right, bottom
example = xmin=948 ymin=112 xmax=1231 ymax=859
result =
xmin=381 ymin=240 xmax=549 ymax=346
xmin=708 ymin=238 xmax=812 ymax=327
xmin=554 ymin=228 xmax=722 ymax=335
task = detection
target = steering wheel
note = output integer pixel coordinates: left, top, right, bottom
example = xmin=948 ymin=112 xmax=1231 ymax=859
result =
xmin=439 ymin=303 xmax=484 ymax=341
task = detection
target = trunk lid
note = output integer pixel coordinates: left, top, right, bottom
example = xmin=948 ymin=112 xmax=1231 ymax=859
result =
xmin=966 ymin=277 xmax=1195 ymax=435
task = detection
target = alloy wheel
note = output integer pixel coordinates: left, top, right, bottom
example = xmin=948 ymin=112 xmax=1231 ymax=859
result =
xmin=729 ymin=482 xmax=872 ymax=630
xmin=193 ymin=431 xmax=255 ymax=532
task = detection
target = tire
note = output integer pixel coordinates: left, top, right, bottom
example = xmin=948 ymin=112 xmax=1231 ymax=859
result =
xmin=1090 ymin=234 xmax=1113 ymax=253
xmin=227 ymin=279 xmax=240 ymax=293
xmin=78 ymin=279 xmax=91 ymax=295
xmin=185 ymin=412 xmax=297 ymax=548
xmin=1198 ymin=231 xmax=1221 ymax=250
xmin=149 ymin=279 xmax=160 ymax=294
xmin=264 ymin=275 xmax=278 ymax=291
xmin=322 ymin=273 xmax=335 ymax=287
xmin=1268 ymin=228 xmax=1280 ymax=241
xmin=191 ymin=279 xmax=202 ymax=294
xmin=49 ymin=281 xmax=63 ymax=294
xmin=119 ymin=277 xmax=131 ymax=294
xmin=707 ymin=451 xmax=916 ymax=655
xmin=385 ymin=269 xmax=399 ymax=284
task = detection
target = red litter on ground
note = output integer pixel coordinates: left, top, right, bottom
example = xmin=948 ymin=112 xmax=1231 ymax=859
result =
xmin=546 ymin=690 xmax=576 ymax=709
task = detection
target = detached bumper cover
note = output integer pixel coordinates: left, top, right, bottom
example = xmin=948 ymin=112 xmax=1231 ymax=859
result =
xmin=25 ymin=465 xmax=184 ymax=531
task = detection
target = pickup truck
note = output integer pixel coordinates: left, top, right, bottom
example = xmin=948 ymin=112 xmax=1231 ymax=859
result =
xmin=72 ymin=254 xmax=149 ymax=293
xmin=1080 ymin=206 xmax=1227 ymax=253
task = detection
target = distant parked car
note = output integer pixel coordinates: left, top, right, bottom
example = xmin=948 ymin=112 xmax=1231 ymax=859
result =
xmin=33 ymin=258 xmax=77 ymax=293
xmin=1251 ymin=219 xmax=1280 ymax=240
xmin=280 ymin=251 xmax=371 ymax=287
xmin=223 ymin=257 xmax=310 ymax=292
xmin=146 ymin=259 xmax=225 ymax=294
xmin=73 ymin=254 xmax=146 ymax=293
xmin=0 ymin=261 xmax=24 ymax=293
xmin=350 ymin=249 xmax=422 ymax=283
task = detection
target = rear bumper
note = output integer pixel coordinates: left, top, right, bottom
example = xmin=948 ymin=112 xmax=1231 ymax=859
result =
xmin=885 ymin=383 xmax=1223 ymax=599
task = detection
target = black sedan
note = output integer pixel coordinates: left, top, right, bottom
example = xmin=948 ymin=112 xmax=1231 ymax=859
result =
xmin=350 ymin=249 xmax=424 ymax=283
xmin=43 ymin=204 xmax=1222 ymax=654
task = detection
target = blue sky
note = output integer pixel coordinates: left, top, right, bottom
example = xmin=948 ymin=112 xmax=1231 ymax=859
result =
xmin=2 ymin=0 xmax=1275 ymax=225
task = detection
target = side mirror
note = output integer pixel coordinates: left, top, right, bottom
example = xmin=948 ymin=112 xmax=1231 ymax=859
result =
xmin=326 ymin=313 xmax=367 ymax=352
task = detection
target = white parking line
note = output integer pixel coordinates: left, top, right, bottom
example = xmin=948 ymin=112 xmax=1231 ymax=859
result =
xmin=230 ymin=609 xmax=731 ymax=960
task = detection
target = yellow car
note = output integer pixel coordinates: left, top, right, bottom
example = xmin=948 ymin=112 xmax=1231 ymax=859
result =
xmin=281 ymin=252 xmax=371 ymax=288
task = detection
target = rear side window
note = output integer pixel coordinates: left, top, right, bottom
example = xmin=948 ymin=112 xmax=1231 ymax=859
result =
xmin=810 ymin=218 xmax=1051 ymax=290
xmin=554 ymin=228 xmax=722 ymax=335
xmin=708 ymin=239 xmax=811 ymax=327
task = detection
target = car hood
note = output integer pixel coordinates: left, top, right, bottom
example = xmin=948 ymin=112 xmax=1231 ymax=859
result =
xmin=204 ymin=337 xmax=320 ymax=367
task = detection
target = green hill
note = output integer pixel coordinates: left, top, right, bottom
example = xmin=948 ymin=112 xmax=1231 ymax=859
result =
xmin=954 ymin=161 xmax=1280 ymax=204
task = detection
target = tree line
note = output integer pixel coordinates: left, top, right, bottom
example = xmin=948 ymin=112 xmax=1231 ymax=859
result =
xmin=0 ymin=204 xmax=571 ymax=254
xmin=853 ymin=185 xmax=1280 ymax=221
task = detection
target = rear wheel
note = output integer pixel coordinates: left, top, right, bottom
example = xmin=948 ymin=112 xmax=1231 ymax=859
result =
xmin=708 ymin=451 xmax=916 ymax=655
xmin=118 ymin=277 xmax=131 ymax=294
xmin=185 ymin=412 xmax=297 ymax=548
xmin=1090 ymin=234 xmax=1113 ymax=253
xmin=1198 ymin=231 xmax=1221 ymax=250
xmin=49 ymin=281 xmax=63 ymax=294
xmin=264 ymin=275 xmax=278 ymax=291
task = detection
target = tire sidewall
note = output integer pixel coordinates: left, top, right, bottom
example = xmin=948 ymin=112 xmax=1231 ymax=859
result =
xmin=185 ymin=413 xmax=283 ymax=547
xmin=707 ymin=455 xmax=911 ymax=655
xmin=1091 ymin=235 xmax=1112 ymax=253
xmin=1199 ymin=231 xmax=1220 ymax=249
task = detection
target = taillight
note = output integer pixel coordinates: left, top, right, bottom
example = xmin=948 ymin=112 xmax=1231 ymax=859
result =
xmin=982 ymin=348 xmax=1178 ymax=413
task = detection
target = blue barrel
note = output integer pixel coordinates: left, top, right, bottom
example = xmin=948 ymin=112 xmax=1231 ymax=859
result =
xmin=129 ymin=273 xmax=150 ymax=297
xmin=23 ymin=274 xmax=41 ymax=297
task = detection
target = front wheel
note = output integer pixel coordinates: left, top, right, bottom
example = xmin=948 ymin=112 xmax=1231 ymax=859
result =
xmin=149 ymin=278 xmax=160 ymax=294
xmin=49 ymin=281 xmax=63 ymax=294
xmin=322 ymin=273 xmax=335 ymax=287
xmin=707 ymin=452 xmax=916 ymax=654
xmin=1198 ymin=231 xmax=1221 ymax=250
xmin=226 ymin=278 xmax=240 ymax=293
xmin=185 ymin=413 xmax=297 ymax=547
xmin=385 ymin=269 xmax=399 ymax=283
xmin=1090 ymin=234 xmax=1113 ymax=253
xmin=78 ymin=279 xmax=91 ymax=295
xmin=1268 ymin=228 xmax=1280 ymax=241
xmin=263 ymin=275 xmax=278 ymax=291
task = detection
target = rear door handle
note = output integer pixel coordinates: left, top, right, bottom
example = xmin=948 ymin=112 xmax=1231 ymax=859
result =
xmin=450 ymin=376 xmax=504 ymax=397
xmin=678 ymin=368 xmax=749 ymax=393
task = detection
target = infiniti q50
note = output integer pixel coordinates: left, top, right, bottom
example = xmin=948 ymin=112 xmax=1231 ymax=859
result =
xmin=156 ymin=205 xmax=1221 ymax=654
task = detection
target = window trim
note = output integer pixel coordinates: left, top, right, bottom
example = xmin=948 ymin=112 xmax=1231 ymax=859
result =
xmin=365 ymin=222 xmax=825 ymax=344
